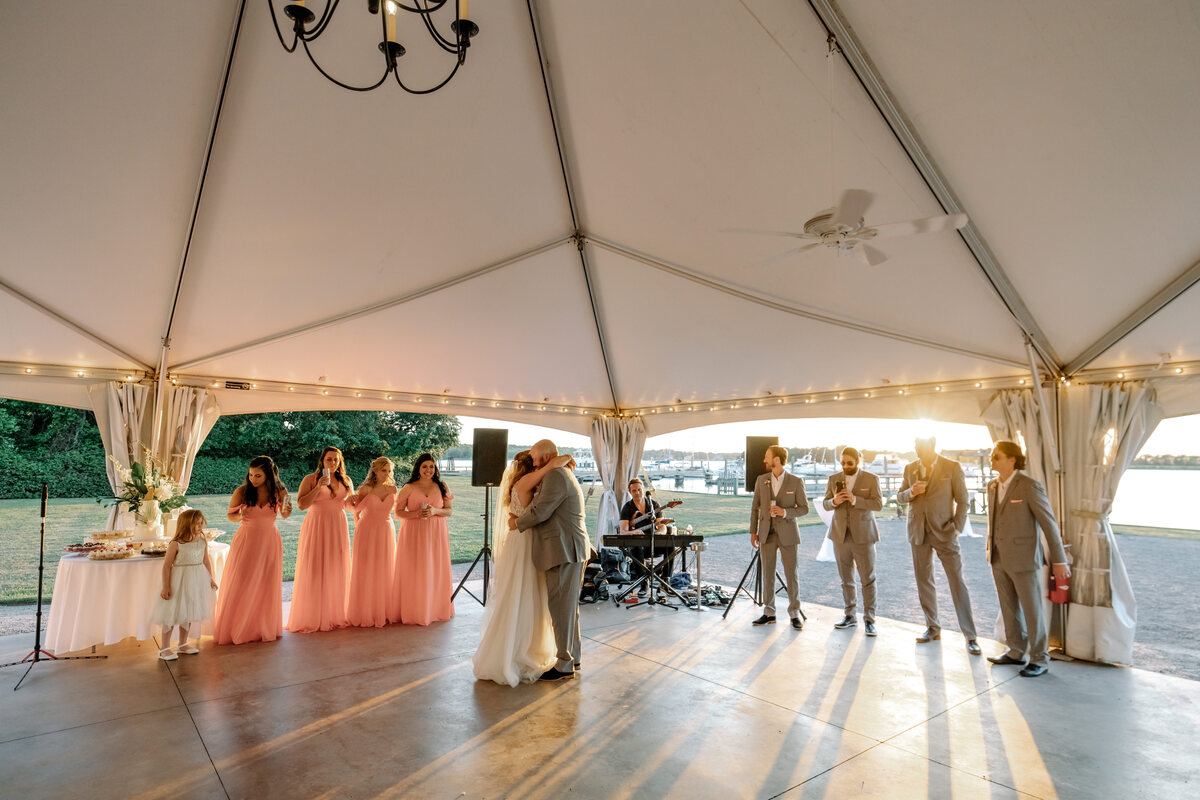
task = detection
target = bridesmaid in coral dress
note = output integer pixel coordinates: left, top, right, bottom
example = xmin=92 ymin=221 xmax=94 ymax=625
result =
xmin=346 ymin=457 xmax=398 ymax=628
xmin=389 ymin=452 xmax=455 ymax=626
xmin=288 ymin=446 xmax=354 ymax=633
xmin=214 ymin=456 xmax=292 ymax=645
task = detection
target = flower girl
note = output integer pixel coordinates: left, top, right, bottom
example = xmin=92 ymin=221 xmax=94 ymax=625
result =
xmin=149 ymin=509 xmax=219 ymax=660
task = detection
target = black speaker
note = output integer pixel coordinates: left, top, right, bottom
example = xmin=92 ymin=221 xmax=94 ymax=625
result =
xmin=472 ymin=428 xmax=509 ymax=486
xmin=745 ymin=436 xmax=779 ymax=492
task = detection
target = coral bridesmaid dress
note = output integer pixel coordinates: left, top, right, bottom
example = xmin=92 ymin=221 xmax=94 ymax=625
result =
xmin=287 ymin=482 xmax=351 ymax=633
xmin=346 ymin=492 xmax=397 ymax=628
xmin=214 ymin=503 xmax=284 ymax=645
xmin=389 ymin=488 xmax=454 ymax=626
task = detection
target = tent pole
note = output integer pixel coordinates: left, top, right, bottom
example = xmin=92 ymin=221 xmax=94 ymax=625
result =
xmin=1026 ymin=337 xmax=1061 ymax=476
xmin=150 ymin=341 xmax=170 ymax=463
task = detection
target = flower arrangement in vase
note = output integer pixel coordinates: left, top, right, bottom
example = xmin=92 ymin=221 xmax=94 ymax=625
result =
xmin=99 ymin=452 xmax=189 ymax=538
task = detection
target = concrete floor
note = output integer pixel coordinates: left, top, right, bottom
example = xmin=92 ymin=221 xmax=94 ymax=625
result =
xmin=1 ymin=590 xmax=1198 ymax=800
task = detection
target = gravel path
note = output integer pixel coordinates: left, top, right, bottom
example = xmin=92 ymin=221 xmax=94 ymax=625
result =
xmin=4 ymin=518 xmax=1195 ymax=680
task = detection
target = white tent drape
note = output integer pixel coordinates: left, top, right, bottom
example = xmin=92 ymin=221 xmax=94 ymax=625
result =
xmin=88 ymin=382 xmax=152 ymax=530
xmin=589 ymin=416 xmax=647 ymax=549
xmin=981 ymin=388 xmax=1053 ymax=487
xmin=1060 ymin=382 xmax=1161 ymax=665
xmin=152 ymin=386 xmax=220 ymax=493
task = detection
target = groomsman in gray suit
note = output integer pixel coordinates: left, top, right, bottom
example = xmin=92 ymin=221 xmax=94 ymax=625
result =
xmin=823 ymin=447 xmax=882 ymax=636
xmin=517 ymin=439 xmax=591 ymax=681
xmin=985 ymin=441 xmax=1071 ymax=678
xmin=897 ymin=437 xmax=982 ymax=655
xmin=749 ymin=445 xmax=809 ymax=629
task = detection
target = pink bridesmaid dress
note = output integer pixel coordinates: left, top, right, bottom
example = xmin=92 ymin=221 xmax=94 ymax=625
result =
xmin=288 ymin=482 xmax=351 ymax=632
xmin=346 ymin=491 xmax=397 ymax=628
xmin=214 ymin=503 xmax=284 ymax=645
xmin=389 ymin=488 xmax=455 ymax=626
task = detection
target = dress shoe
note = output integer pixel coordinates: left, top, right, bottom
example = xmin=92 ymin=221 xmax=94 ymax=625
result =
xmin=539 ymin=668 xmax=575 ymax=682
xmin=915 ymin=628 xmax=941 ymax=643
xmin=864 ymin=620 xmax=877 ymax=637
xmin=1019 ymin=663 xmax=1048 ymax=678
xmin=573 ymin=662 xmax=582 ymax=671
xmin=967 ymin=640 xmax=982 ymax=656
xmin=834 ymin=615 xmax=857 ymax=629
xmin=790 ymin=617 xmax=803 ymax=630
xmin=987 ymin=653 xmax=1026 ymax=666
xmin=752 ymin=614 xmax=777 ymax=626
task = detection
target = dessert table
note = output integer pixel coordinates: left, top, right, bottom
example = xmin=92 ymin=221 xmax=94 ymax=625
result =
xmin=45 ymin=542 xmax=230 ymax=654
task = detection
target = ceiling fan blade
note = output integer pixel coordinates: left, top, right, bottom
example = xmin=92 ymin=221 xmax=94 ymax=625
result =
xmin=723 ymin=227 xmax=817 ymax=240
xmin=850 ymin=242 xmax=888 ymax=267
xmin=869 ymin=212 xmax=969 ymax=239
xmin=744 ymin=242 xmax=823 ymax=270
xmin=829 ymin=189 xmax=874 ymax=229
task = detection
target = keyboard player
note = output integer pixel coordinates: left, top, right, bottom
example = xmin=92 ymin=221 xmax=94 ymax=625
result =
xmin=619 ymin=478 xmax=674 ymax=593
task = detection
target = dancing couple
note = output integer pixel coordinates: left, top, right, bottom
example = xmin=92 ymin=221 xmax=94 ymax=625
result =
xmin=473 ymin=439 xmax=590 ymax=685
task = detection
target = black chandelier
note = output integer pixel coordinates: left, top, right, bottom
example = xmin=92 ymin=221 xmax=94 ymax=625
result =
xmin=269 ymin=0 xmax=479 ymax=93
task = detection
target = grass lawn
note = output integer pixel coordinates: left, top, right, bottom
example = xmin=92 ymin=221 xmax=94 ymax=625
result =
xmin=0 ymin=477 xmax=825 ymax=605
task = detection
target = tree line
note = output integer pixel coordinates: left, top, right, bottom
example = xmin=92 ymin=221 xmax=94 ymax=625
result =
xmin=0 ymin=400 xmax=461 ymax=499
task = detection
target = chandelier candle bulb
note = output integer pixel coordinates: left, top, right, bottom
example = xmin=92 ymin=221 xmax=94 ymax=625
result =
xmin=385 ymin=1 xmax=397 ymax=43
xmin=460 ymin=0 xmax=469 ymax=21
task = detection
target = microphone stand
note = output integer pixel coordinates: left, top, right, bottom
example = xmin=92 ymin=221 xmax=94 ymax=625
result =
xmin=2 ymin=485 xmax=106 ymax=691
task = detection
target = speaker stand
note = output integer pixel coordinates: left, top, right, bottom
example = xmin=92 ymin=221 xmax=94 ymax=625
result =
xmin=453 ymin=483 xmax=493 ymax=606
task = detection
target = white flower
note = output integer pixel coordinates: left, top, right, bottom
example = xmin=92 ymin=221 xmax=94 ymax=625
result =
xmin=119 ymin=468 xmax=132 ymax=483
xmin=154 ymin=486 xmax=173 ymax=502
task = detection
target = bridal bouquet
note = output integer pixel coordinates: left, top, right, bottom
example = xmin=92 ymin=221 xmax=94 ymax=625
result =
xmin=99 ymin=452 xmax=189 ymax=524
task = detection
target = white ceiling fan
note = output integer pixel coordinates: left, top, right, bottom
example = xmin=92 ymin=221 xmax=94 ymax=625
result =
xmin=739 ymin=188 xmax=969 ymax=267
xmin=731 ymin=34 xmax=967 ymax=268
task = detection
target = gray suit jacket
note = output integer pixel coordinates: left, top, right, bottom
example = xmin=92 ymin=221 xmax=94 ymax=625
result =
xmin=822 ymin=469 xmax=882 ymax=545
xmin=896 ymin=456 xmax=968 ymax=545
xmin=749 ymin=471 xmax=809 ymax=547
xmin=986 ymin=472 xmax=1068 ymax=571
xmin=516 ymin=467 xmax=590 ymax=572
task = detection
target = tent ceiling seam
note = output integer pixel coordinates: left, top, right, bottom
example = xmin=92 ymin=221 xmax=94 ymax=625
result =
xmin=162 ymin=0 xmax=246 ymax=347
xmin=0 ymin=278 xmax=153 ymax=371
xmin=806 ymin=0 xmax=1062 ymax=375
xmin=588 ymin=234 xmax=1026 ymax=369
xmin=170 ymin=235 xmax=574 ymax=371
xmin=1064 ymin=256 xmax=1200 ymax=375
xmin=527 ymin=0 xmax=620 ymax=411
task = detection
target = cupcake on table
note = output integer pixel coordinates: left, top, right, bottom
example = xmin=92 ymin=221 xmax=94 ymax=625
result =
xmin=213 ymin=456 xmax=292 ymax=645
xmin=289 ymin=446 xmax=354 ymax=633
xmin=346 ymin=457 xmax=398 ymax=628
xmin=389 ymin=452 xmax=455 ymax=626
xmin=150 ymin=509 xmax=219 ymax=660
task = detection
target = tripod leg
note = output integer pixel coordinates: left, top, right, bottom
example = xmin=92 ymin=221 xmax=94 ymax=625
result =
xmin=723 ymin=550 xmax=760 ymax=620
xmin=13 ymin=663 xmax=34 ymax=691
xmin=452 ymin=547 xmax=487 ymax=602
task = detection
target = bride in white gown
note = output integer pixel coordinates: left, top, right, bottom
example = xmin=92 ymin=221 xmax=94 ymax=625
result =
xmin=473 ymin=450 xmax=574 ymax=686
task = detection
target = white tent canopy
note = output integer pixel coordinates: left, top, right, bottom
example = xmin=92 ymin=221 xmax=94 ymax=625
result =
xmin=3 ymin=0 xmax=1198 ymax=431
xmin=4 ymin=2 xmax=1200 ymax=665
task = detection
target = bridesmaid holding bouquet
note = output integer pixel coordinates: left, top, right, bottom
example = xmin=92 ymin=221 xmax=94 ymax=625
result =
xmin=288 ymin=446 xmax=354 ymax=633
xmin=346 ymin=457 xmax=398 ymax=627
xmin=389 ymin=453 xmax=455 ymax=626
xmin=214 ymin=456 xmax=292 ymax=645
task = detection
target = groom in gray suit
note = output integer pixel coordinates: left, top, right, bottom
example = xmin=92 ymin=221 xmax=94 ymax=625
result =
xmin=516 ymin=439 xmax=590 ymax=681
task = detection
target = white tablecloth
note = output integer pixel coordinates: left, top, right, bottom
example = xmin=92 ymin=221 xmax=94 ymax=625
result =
xmin=45 ymin=543 xmax=229 ymax=654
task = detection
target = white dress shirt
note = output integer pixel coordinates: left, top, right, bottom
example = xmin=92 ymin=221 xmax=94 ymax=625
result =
xmin=770 ymin=469 xmax=784 ymax=497
xmin=997 ymin=471 xmax=1017 ymax=504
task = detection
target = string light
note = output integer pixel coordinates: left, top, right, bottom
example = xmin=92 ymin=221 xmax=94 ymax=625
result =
xmin=1176 ymin=367 xmax=1184 ymax=374
xmin=863 ymin=392 xmax=870 ymax=398
xmin=76 ymin=370 xmax=86 ymax=377
xmin=975 ymin=382 xmax=982 ymax=387
xmin=251 ymin=383 xmax=257 ymax=389
xmin=212 ymin=381 xmax=220 ymax=387
xmin=288 ymin=386 xmax=295 ymax=391
xmin=24 ymin=367 xmax=33 ymax=374
xmin=322 ymin=390 xmax=329 ymax=395
xmin=1116 ymin=373 xmax=1124 ymax=379
xmin=124 ymin=375 xmax=134 ymax=382
xmin=935 ymin=385 xmax=942 ymax=391
xmin=898 ymin=389 xmax=904 ymax=395
xmin=1018 ymin=379 xmax=1026 ymax=385
xmin=834 ymin=394 xmax=841 ymax=400
xmin=386 ymin=394 xmax=393 ymax=400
